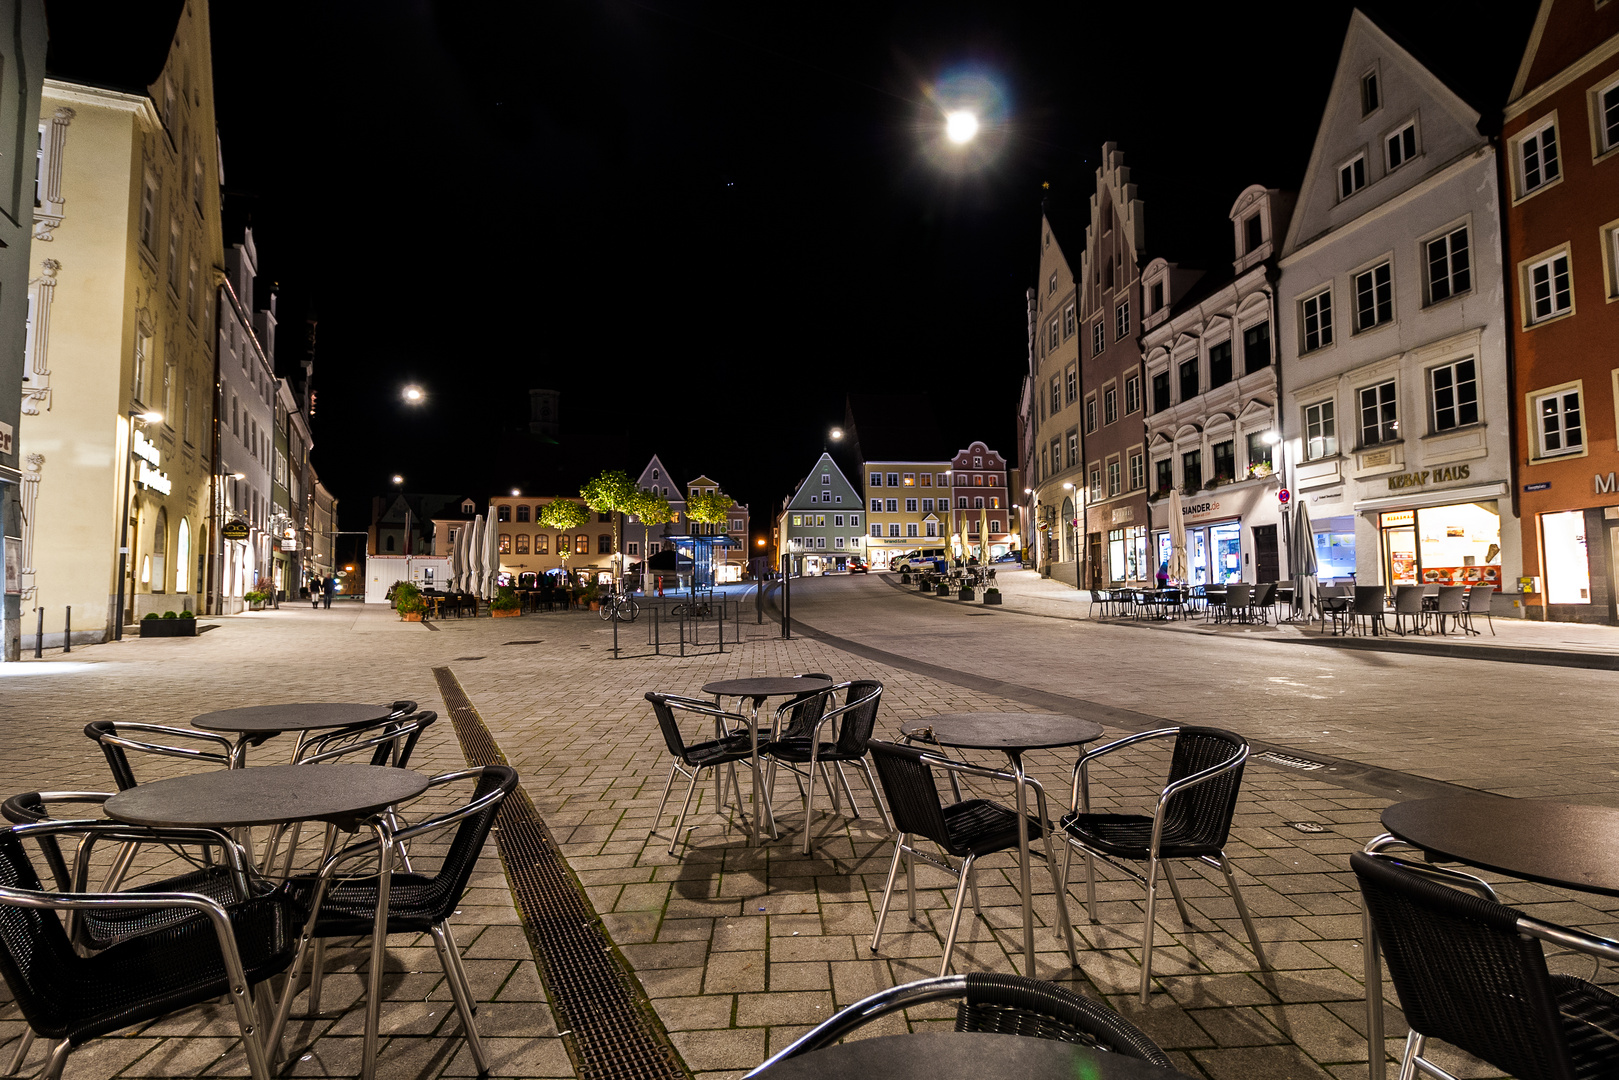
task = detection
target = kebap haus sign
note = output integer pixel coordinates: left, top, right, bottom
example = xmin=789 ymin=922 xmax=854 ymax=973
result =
xmin=1386 ymin=464 xmax=1469 ymax=491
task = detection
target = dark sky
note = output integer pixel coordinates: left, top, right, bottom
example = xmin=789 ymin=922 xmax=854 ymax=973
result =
xmin=208 ymin=1 xmax=1539 ymax=531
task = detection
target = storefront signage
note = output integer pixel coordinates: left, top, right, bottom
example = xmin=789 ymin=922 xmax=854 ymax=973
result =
xmin=221 ymin=520 xmax=250 ymax=541
xmin=132 ymin=430 xmax=160 ymax=466
xmin=1597 ymin=473 xmax=1618 ymax=494
xmin=280 ymin=539 xmax=298 ymax=552
xmin=1524 ymin=482 xmax=1551 ymax=492
xmin=132 ymin=430 xmax=171 ymax=494
xmin=0 ymin=420 xmax=12 ymax=456
xmin=1386 ymin=464 xmax=1470 ymax=491
xmin=1163 ymin=482 xmax=1273 ymax=529
xmin=1111 ymin=506 xmax=1134 ymax=524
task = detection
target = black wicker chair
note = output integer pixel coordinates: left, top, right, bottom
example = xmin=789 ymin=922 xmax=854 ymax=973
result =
xmin=268 ymin=765 xmax=517 ymax=1076
xmin=1057 ymin=725 xmax=1268 ymax=1004
xmin=763 ymin=680 xmax=891 ymax=854
xmin=1349 ymin=584 xmax=1387 ymax=636
xmin=647 ymin=693 xmax=766 ymax=855
xmin=82 ymin=720 xmax=234 ymax=791
xmin=868 ymin=741 xmax=1075 ymax=976
xmin=1460 ymin=584 xmax=1496 ymax=636
xmin=1352 ymin=851 xmax=1619 ymax=1080
xmin=744 ymin=972 xmax=1171 ymax=1077
xmin=0 ymin=822 xmax=295 ymax=1080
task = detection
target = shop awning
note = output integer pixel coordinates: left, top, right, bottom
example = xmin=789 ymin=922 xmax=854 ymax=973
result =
xmin=1352 ymin=481 xmax=1507 ymax=513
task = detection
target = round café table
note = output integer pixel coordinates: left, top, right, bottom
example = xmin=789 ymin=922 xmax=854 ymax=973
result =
xmin=193 ymin=702 xmax=399 ymax=766
xmin=702 ymin=677 xmax=833 ymax=846
xmin=105 ymin=764 xmax=429 ymax=1080
xmin=753 ymin=1031 xmax=1194 ymax=1080
xmin=900 ymin=712 xmax=1104 ymax=975
xmin=1361 ymin=796 xmax=1619 ymax=1080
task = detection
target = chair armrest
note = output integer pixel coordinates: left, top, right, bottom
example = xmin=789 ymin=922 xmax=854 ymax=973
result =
xmin=92 ymin=723 xmax=235 ymax=766
xmin=1070 ymin=727 xmax=1181 ymax=812
xmin=914 ymin=749 xmax=1023 ymax=789
xmin=661 ymin=694 xmax=752 ymax=727
xmin=307 ymin=768 xmax=509 ymax=883
xmin=1520 ymin=916 xmax=1619 ymax=965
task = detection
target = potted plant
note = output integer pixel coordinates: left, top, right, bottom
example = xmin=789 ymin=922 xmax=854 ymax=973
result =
xmin=983 ymin=586 xmax=1003 ymax=605
xmin=1247 ymin=461 xmax=1274 ymax=480
xmin=900 ymin=571 xmax=911 ymax=584
xmin=957 ymin=582 xmax=975 ymax=601
xmin=491 ymin=585 xmax=522 ymax=618
xmin=139 ymin=609 xmax=198 ymax=637
xmin=934 ymin=581 xmax=950 ymax=596
xmin=243 ymin=590 xmax=266 ymax=610
xmin=394 ymin=581 xmax=426 ymax=622
xmin=582 ymin=580 xmax=601 ymax=610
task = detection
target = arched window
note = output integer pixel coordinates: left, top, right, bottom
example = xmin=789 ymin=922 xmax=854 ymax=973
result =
xmin=516 ymin=504 xmax=530 ymax=522
xmin=175 ymin=518 xmax=191 ymax=593
xmin=1061 ymin=497 xmax=1076 ymax=562
xmin=151 ymin=507 xmax=168 ymax=593
xmin=386 ymin=535 xmax=396 ymax=552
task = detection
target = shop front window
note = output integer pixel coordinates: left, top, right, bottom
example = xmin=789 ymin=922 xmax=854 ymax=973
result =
xmin=1312 ymin=518 xmax=1357 ymax=581
xmin=1210 ymin=522 xmax=1242 ymax=584
xmin=1108 ymin=529 xmax=1126 ymax=583
xmin=1379 ymin=502 xmax=1501 ymax=589
xmin=1542 ymin=511 xmax=1590 ymax=605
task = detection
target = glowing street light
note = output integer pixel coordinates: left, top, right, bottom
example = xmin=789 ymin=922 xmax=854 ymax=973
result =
xmin=402 ymin=385 xmax=425 ymax=404
xmin=945 ymin=110 xmax=978 ymax=144
xmin=391 ymin=474 xmax=404 ymax=486
xmin=830 ymin=427 xmax=843 ymax=441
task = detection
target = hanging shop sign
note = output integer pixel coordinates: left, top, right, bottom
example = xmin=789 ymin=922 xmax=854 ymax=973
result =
xmin=132 ymin=430 xmax=171 ymax=494
xmin=221 ymin=520 xmax=251 ymax=541
xmin=1386 ymin=464 xmax=1470 ymax=492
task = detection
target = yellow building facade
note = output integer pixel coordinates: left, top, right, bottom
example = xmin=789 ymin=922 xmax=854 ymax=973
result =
xmin=19 ymin=5 xmax=221 ymax=643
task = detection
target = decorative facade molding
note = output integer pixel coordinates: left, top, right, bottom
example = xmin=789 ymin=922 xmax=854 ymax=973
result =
xmin=32 ymin=107 xmax=74 ymax=241
xmin=18 ymin=453 xmax=43 ymax=600
xmin=21 ymin=259 xmax=59 ymax=415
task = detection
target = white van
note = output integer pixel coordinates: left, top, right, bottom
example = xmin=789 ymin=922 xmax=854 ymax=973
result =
xmin=891 ymin=547 xmax=948 ymax=572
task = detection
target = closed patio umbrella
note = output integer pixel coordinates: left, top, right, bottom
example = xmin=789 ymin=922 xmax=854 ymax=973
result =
xmin=979 ymin=504 xmax=990 ymax=564
xmin=1289 ymin=499 xmax=1318 ymax=619
xmin=484 ymin=511 xmax=500 ymax=600
xmin=448 ymin=521 xmax=463 ymax=593
xmin=1168 ymin=489 xmax=1189 ymax=583
xmin=458 ymin=519 xmax=473 ymax=592
xmin=468 ymin=515 xmax=485 ymax=596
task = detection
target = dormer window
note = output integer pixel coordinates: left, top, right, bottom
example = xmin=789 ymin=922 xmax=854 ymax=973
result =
xmin=1150 ymin=280 xmax=1164 ymax=313
xmin=1244 ymin=214 xmax=1263 ymax=254
xmin=461 ymin=500 xmax=474 ymax=515
xmin=652 ymin=469 xmax=659 ymax=479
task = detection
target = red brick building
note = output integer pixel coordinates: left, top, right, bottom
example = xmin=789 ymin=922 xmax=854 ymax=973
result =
xmin=1504 ymin=0 xmax=1619 ymax=622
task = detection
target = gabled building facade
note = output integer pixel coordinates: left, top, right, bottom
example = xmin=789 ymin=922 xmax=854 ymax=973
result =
xmin=685 ymin=473 xmax=749 ymax=583
xmin=780 ymin=452 xmax=864 ymax=575
xmin=1078 ymin=145 xmax=1153 ymax=590
xmin=1144 ymin=186 xmax=1295 ymax=586
xmin=1278 ymin=12 xmax=1519 ymax=609
xmin=1026 ymin=201 xmax=1084 ymax=582
xmin=1501 ymin=0 xmax=1619 ymax=622
xmin=944 ymin=442 xmax=1013 ymax=560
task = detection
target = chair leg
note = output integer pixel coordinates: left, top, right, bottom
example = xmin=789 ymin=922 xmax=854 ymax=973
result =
xmin=820 ymin=762 xmax=841 ymax=815
xmin=940 ymin=855 xmax=976 ymax=977
xmin=1218 ymin=855 xmax=1269 ymax=970
xmin=857 ymin=760 xmax=892 ymax=831
xmin=801 ymin=755 xmax=819 ymax=856
xmin=870 ymin=834 xmax=906 ymax=953
xmin=1084 ymin=849 xmax=1099 ymax=924
xmin=1162 ymin=861 xmax=1194 ymax=929
xmin=652 ymin=762 xmax=681 ymax=826
xmin=906 ymin=845 xmax=918 ymax=922
xmin=669 ymin=767 xmax=702 ymax=856
xmin=3 ymin=1030 xmax=34 ymax=1076
xmin=39 ymin=1039 xmax=69 ymax=1080
xmin=1138 ymin=857 xmax=1161 ymax=1005
xmin=430 ymin=923 xmax=489 ymax=1075
xmin=308 ymin=937 xmax=327 ymax=1014
xmin=834 ymin=762 xmax=861 ymax=819
xmin=1398 ymin=1031 xmax=1427 ymax=1080
xmin=968 ymin=862 xmax=982 ymax=917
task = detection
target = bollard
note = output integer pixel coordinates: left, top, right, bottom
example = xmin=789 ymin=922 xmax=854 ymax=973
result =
xmin=780 ymin=556 xmax=792 ymax=639
xmin=34 ymin=608 xmax=43 ymax=658
xmin=612 ymin=604 xmax=619 ymax=659
xmin=679 ymin=609 xmax=685 ymax=657
xmin=717 ymin=599 xmax=725 ymax=655
xmin=756 ymin=584 xmax=763 ymax=624
xmin=63 ymin=607 xmax=70 ymax=653
xmin=652 ymin=606 xmax=660 ymax=655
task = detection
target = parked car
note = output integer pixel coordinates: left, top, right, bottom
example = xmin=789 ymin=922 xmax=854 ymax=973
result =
xmin=892 ymin=547 xmax=948 ymax=572
xmin=993 ymin=550 xmax=1022 ymax=563
xmin=848 ymin=558 xmax=868 ymax=574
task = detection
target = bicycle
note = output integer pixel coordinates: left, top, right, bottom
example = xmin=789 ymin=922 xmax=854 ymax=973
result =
xmin=670 ymin=588 xmax=714 ymax=619
xmin=599 ymin=589 xmax=640 ymax=622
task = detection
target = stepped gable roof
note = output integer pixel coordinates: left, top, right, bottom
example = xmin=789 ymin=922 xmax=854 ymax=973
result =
xmin=46 ymin=0 xmax=184 ymax=94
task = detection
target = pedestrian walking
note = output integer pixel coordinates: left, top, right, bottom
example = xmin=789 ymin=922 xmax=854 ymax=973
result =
xmin=310 ymin=577 xmax=321 ymax=609
xmin=322 ymin=575 xmax=337 ymax=609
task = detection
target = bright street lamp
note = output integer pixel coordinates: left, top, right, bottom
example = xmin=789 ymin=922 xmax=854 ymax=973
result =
xmin=1261 ymin=431 xmax=1282 ymax=445
xmin=946 ymin=110 xmax=978 ymax=144
xmin=391 ymin=474 xmax=404 ymax=486
xmin=830 ymin=427 xmax=843 ymax=441
xmin=402 ymin=385 xmax=425 ymax=404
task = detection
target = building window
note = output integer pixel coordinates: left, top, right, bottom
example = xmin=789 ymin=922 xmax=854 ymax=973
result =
xmin=1051 ymin=440 xmax=1062 ymax=477
xmin=1084 ymin=395 xmax=1097 ymax=433
xmin=1041 ymin=447 xmax=1048 ymax=479
xmin=183 ymin=377 xmax=193 ymax=444
xmin=1535 ymin=387 xmax=1584 ymax=457
xmin=538 ymin=535 xmax=550 ymax=554
xmin=1067 ymin=431 xmax=1079 ymax=468
xmin=1089 ymin=465 xmax=1102 ymax=502
xmin=497 ymin=505 xmax=511 ymax=523
xmin=1516 ymin=119 xmax=1560 ymax=196
xmin=905 ymin=498 xmax=917 ymax=513
xmin=849 ymin=513 xmax=859 ymax=527
xmin=1065 ymin=365 xmax=1077 ymax=404
xmin=1361 ymin=69 xmax=1380 ymax=114
xmin=1150 ymin=280 xmax=1164 ymax=312
xmin=1354 ymin=261 xmax=1393 ymax=331
xmin=515 ymin=504 xmax=530 ymax=522
xmin=576 ymin=535 xmax=589 ymax=554
xmin=903 ymin=472 xmax=915 ymax=486
xmin=1305 ymin=401 xmax=1337 ymax=460
xmin=1063 ymin=303 xmax=1076 ymax=337
xmin=167 ymin=223 xmax=181 ymax=291
xmin=134 ymin=330 xmax=150 ymax=404
xmin=1181 ymin=449 xmax=1202 ymax=490
xmin=926 ymin=521 xmax=939 ymax=537
xmin=1124 ymin=452 xmax=1142 ymax=491
xmin=870 ymin=524 xmax=882 ymax=538
xmin=1385 ymin=121 xmax=1417 ymax=171
xmin=1301 ymin=288 xmax=1333 ymax=352
xmin=1152 ymin=371 xmax=1170 ymax=413
xmin=498 ymin=534 xmax=511 ymax=554
xmin=1048 ymin=270 xmax=1057 ymax=295
xmin=870 ymin=498 xmax=881 ymax=512
xmin=1125 ymin=375 xmax=1141 ymax=414
xmin=1178 ymin=356 xmax=1199 ymax=402
xmin=869 ymin=472 xmax=881 ymax=486
xmin=886 ymin=473 xmax=898 ymax=486
xmin=823 ymin=473 xmax=832 ymax=485
xmin=922 ymin=498 xmax=933 ymax=512
xmin=1115 ymin=299 xmax=1130 ymax=340
xmin=1526 ymin=251 xmax=1572 ymax=323
xmin=1339 ymin=152 xmax=1367 ymax=200
xmin=515 ymin=534 xmax=530 ymax=554
xmin=1431 ymin=357 xmax=1479 ymax=432
xmin=1360 ymin=380 xmax=1399 ymax=446
xmin=1092 ymin=321 xmax=1105 ymax=356
xmin=885 ymin=499 xmax=898 ymax=513
xmin=1049 ymin=377 xmax=1060 ymax=414
xmin=1426 ymin=227 xmax=1470 ymax=303
xmin=186 ymin=256 xmax=198 ymax=321
xmin=1211 ymin=440 xmax=1235 ymax=483
xmin=1049 ymin=318 xmax=1060 ymax=350
xmin=1600 ymin=78 xmax=1619 ymax=154
xmin=1246 ymin=432 xmax=1273 ymax=473
xmin=1208 ymin=341 xmax=1233 ymax=389
xmin=1103 ymin=386 xmax=1117 ymax=424
xmin=888 ymin=523 xmax=900 ymax=537
xmin=1245 ymin=214 xmax=1263 ymax=254
xmin=1107 ymin=459 xmax=1121 ymax=497
xmin=833 ymin=514 xmax=844 ymax=527
xmin=905 ymin=522 xmax=918 ymax=538
xmin=1155 ymin=458 xmax=1173 ymax=495
xmin=140 ymin=175 xmax=156 ymax=251
xmin=1243 ymin=322 xmax=1271 ymax=373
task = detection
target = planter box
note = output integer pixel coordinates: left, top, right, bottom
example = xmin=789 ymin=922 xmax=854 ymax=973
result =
xmin=935 ymin=584 xmax=950 ymax=596
xmin=983 ymin=592 xmax=1003 ymax=605
xmin=900 ymin=573 xmax=911 ymax=584
xmin=139 ymin=619 xmax=197 ymax=637
xmin=400 ymin=612 xmax=423 ymax=622
xmin=958 ymin=588 xmax=975 ymax=600
xmin=492 ymin=608 xmax=521 ymax=618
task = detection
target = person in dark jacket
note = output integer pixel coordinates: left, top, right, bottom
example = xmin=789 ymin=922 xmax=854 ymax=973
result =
xmin=322 ymin=575 xmax=337 ymax=609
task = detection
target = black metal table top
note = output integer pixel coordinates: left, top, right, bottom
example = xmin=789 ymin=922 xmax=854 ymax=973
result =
xmin=104 ymin=764 xmax=429 ymax=832
xmin=703 ymin=677 xmax=831 ymax=699
xmin=192 ymin=702 xmax=396 ymax=735
xmin=901 ymin=712 xmax=1105 ymax=753
xmin=1382 ymin=796 xmax=1619 ymax=898
xmin=755 ymin=1032 xmax=1194 ymax=1080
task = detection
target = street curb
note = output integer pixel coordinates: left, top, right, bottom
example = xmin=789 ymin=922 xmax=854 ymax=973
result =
xmin=1286 ymin=633 xmax=1619 ymax=671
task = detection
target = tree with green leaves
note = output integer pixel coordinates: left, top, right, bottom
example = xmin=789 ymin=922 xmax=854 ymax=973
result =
xmin=538 ymin=499 xmax=590 ymax=580
xmin=686 ymin=490 xmax=735 ymax=533
xmin=579 ymin=469 xmax=640 ymax=569
xmin=626 ymin=488 xmax=674 ymax=592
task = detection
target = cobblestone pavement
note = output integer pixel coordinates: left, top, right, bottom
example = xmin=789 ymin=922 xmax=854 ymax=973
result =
xmin=0 ymin=591 xmax=1615 ymax=1080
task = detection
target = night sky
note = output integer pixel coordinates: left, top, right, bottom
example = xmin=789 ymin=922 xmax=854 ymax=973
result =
xmin=208 ymin=1 xmax=1539 ymax=533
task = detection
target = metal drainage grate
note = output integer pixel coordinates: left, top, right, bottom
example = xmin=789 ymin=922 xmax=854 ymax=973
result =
xmin=1284 ymin=821 xmax=1329 ymax=833
xmin=433 ymin=667 xmax=685 ymax=1080
xmin=1256 ymin=751 xmax=1328 ymax=771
